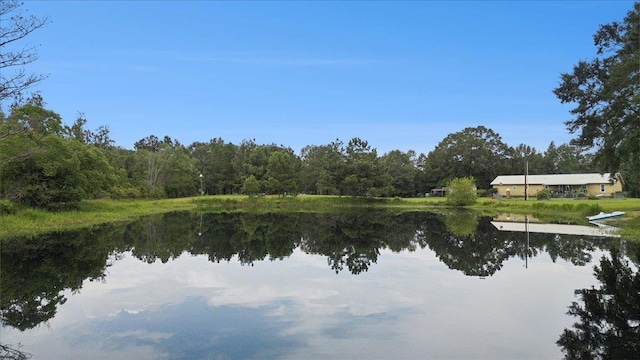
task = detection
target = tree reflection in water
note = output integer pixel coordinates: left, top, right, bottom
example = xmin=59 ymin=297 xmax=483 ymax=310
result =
xmin=0 ymin=227 xmax=122 ymax=331
xmin=0 ymin=343 xmax=31 ymax=360
xmin=557 ymin=246 xmax=640 ymax=359
xmin=1 ymin=210 xmax=629 ymax=336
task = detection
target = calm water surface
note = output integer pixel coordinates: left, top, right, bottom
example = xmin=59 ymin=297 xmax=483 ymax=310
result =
xmin=1 ymin=210 xmax=638 ymax=359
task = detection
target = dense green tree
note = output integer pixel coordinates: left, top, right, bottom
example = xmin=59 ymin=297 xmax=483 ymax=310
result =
xmin=342 ymin=137 xmax=385 ymax=197
xmin=555 ymin=143 xmax=597 ymax=174
xmin=422 ymin=152 xmax=447 ymax=192
xmin=232 ymin=140 xmax=280 ymax=193
xmin=318 ymin=139 xmax=347 ymax=195
xmin=1 ymin=96 xmax=63 ymax=140
xmin=214 ymin=141 xmax=239 ymax=194
xmin=619 ymin=158 xmax=640 ymax=197
xmin=542 ymin=141 xmax=561 ymax=174
xmin=103 ymin=147 xmax=146 ymax=198
xmin=231 ymin=139 xmax=257 ymax=191
xmin=242 ymin=174 xmax=260 ymax=196
xmin=507 ymin=144 xmax=545 ymax=175
xmin=248 ymin=143 xmax=282 ymax=182
xmin=1 ymin=135 xmax=115 ymax=209
xmin=189 ymin=138 xmax=237 ymax=195
xmin=162 ymin=145 xmax=198 ymax=198
xmin=425 ymin=126 xmax=510 ymax=189
xmin=414 ymin=153 xmax=430 ymax=196
xmin=299 ymin=145 xmax=331 ymax=194
xmin=553 ymin=3 xmax=639 ymax=195
xmin=139 ymin=146 xmax=172 ymax=196
xmin=380 ymin=149 xmax=416 ymax=197
xmin=543 ymin=141 xmax=597 ymax=174
xmin=133 ymin=135 xmax=198 ymax=197
xmin=0 ymin=102 xmax=115 ymax=209
xmin=266 ymin=149 xmax=299 ymax=196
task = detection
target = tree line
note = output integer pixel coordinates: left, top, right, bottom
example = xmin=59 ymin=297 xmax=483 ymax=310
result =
xmin=0 ymin=97 xmax=612 ymax=211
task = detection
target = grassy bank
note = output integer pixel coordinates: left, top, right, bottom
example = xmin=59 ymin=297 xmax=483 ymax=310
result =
xmin=472 ymin=197 xmax=640 ymax=240
xmin=1 ymin=195 xmax=639 ymax=240
xmin=0 ymin=198 xmax=197 ymax=239
xmin=192 ymin=194 xmax=438 ymax=211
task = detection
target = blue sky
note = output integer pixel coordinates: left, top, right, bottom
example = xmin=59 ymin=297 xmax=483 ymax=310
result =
xmin=8 ymin=1 xmax=634 ymax=155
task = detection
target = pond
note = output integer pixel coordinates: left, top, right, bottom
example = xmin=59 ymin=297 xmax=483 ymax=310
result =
xmin=1 ymin=210 xmax=638 ymax=359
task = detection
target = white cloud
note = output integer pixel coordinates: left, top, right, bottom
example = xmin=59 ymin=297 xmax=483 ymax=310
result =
xmin=2 ymin=247 xmax=601 ymax=359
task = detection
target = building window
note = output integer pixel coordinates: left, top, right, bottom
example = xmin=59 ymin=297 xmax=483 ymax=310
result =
xmin=600 ymin=184 xmax=605 ymax=192
xmin=582 ymin=185 xmax=587 ymax=191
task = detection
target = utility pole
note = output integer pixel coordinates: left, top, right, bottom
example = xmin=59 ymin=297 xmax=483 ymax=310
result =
xmin=524 ymin=160 xmax=529 ymax=201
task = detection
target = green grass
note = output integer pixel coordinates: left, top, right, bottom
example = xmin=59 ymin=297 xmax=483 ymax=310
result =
xmin=0 ymin=198 xmax=196 ymax=239
xmin=472 ymin=197 xmax=639 ymax=218
xmin=472 ymin=196 xmax=640 ymax=212
xmin=471 ymin=197 xmax=640 ymax=240
xmin=192 ymin=194 xmax=446 ymax=211
xmin=1 ymin=195 xmax=639 ymax=241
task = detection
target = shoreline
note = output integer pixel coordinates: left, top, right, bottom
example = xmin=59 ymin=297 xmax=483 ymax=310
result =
xmin=1 ymin=195 xmax=638 ymax=241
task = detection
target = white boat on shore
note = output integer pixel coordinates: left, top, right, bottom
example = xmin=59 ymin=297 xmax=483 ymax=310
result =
xmin=587 ymin=211 xmax=625 ymax=221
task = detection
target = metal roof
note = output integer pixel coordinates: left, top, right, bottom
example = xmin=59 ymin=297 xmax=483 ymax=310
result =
xmin=490 ymin=173 xmax=615 ymax=186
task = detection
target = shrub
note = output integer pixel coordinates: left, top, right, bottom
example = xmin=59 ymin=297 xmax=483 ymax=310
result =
xmin=446 ymin=177 xmax=477 ymax=206
xmin=574 ymin=192 xmax=589 ymax=200
xmin=536 ymin=189 xmax=550 ymax=200
xmin=0 ymin=200 xmax=17 ymax=215
xmin=242 ymin=175 xmax=260 ymax=196
xmin=148 ymin=186 xmax=167 ymax=199
xmin=110 ymin=185 xmax=142 ymax=199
